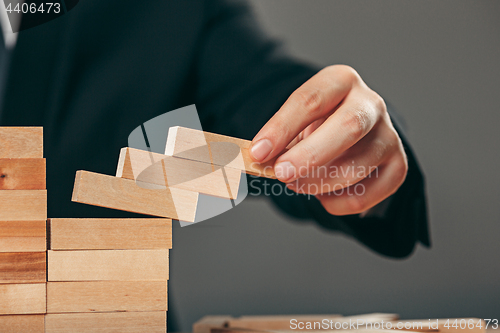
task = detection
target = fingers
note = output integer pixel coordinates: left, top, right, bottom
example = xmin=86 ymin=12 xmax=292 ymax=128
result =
xmin=315 ymin=153 xmax=408 ymax=216
xmin=273 ymin=89 xmax=384 ymax=182
xmin=250 ymin=66 xmax=357 ymax=163
xmin=286 ymin=123 xmax=396 ymax=194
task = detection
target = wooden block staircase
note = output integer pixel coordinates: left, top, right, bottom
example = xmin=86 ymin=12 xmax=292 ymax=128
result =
xmin=0 ymin=126 xmax=272 ymax=332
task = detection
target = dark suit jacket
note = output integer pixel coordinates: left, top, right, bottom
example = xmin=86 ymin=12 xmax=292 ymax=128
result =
xmin=1 ymin=0 xmax=429 ymax=258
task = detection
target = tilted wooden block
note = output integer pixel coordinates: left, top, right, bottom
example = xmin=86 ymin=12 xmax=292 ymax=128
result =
xmin=165 ymin=126 xmax=276 ymax=179
xmin=47 ymin=281 xmax=167 ymax=313
xmin=117 ymin=147 xmax=241 ymax=199
xmin=0 ymin=127 xmax=43 ymax=158
xmin=0 ymin=220 xmax=46 ymax=252
xmin=48 ymin=249 xmax=169 ymax=281
xmin=0 ymin=190 xmax=47 ymax=221
xmin=0 ymin=252 xmax=46 ymax=283
xmin=0 ymin=283 xmax=46 ymax=315
xmin=72 ymin=170 xmax=198 ymax=221
xmin=0 ymin=158 xmax=46 ymax=190
xmin=0 ymin=315 xmax=45 ymax=333
xmin=45 ymin=312 xmax=167 ymax=333
xmin=49 ymin=218 xmax=172 ymax=250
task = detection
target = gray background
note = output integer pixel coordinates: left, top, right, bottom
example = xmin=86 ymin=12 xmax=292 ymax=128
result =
xmin=169 ymin=1 xmax=500 ymax=331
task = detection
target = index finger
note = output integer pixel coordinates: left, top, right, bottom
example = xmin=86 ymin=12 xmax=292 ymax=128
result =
xmin=250 ymin=66 xmax=356 ymax=163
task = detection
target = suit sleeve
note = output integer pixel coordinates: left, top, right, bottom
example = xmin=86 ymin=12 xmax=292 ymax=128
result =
xmin=193 ymin=0 xmax=430 ymax=258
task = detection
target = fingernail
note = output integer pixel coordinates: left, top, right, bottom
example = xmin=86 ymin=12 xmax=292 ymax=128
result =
xmin=274 ymin=161 xmax=296 ymax=182
xmin=251 ymin=139 xmax=273 ymax=162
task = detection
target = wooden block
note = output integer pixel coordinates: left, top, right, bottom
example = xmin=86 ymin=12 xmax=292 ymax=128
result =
xmin=342 ymin=313 xmax=399 ymax=322
xmin=49 ymin=218 xmax=172 ymax=250
xmin=226 ymin=314 xmax=397 ymax=331
xmin=0 ymin=315 xmax=44 ymax=333
xmin=72 ymin=170 xmax=198 ymax=222
xmin=227 ymin=315 xmax=343 ymax=330
xmin=0 ymin=127 xmax=43 ymax=158
xmin=0 ymin=158 xmax=46 ymax=189
xmin=0 ymin=190 xmax=47 ymax=221
xmin=165 ymin=126 xmax=276 ymax=178
xmin=117 ymin=147 xmax=241 ymax=199
xmin=0 ymin=220 xmax=46 ymax=252
xmin=48 ymin=250 xmax=169 ymax=281
xmin=47 ymin=281 xmax=167 ymax=313
xmin=0 ymin=283 xmax=46 ymax=314
xmin=45 ymin=312 xmax=167 ymax=333
xmin=193 ymin=316 xmax=235 ymax=333
xmin=0 ymin=252 xmax=46 ymax=283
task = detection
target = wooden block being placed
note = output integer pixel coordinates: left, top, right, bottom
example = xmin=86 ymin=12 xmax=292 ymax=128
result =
xmin=49 ymin=218 xmax=172 ymax=250
xmin=72 ymin=170 xmax=198 ymax=222
xmin=0 ymin=315 xmax=44 ymax=333
xmin=117 ymin=147 xmax=241 ymax=199
xmin=0 ymin=220 xmax=46 ymax=252
xmin=0 ymin=252 xmax=46 ymax=283
xmin=165 ymin=126 xmax=276 ymax=178
xmin=47 ymin=281 xmax=167 ymax=313
xmin=0 ymin=283 xmax=46 ymax=314
xmin=0 ymin=158 xmax=46 ymax=189
xmin=45 ymin=311 xmax=167 ymax=333
xmin=48 ymin=250 xmax=169 ymax=281
xmin=0 ymin=190 xmax=47 ymax=221
xmin=0 ymin=127 xmax=43 ymax=158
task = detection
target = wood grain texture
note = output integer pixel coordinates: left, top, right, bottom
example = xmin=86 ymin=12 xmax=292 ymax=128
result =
xmin=0 ymin=158 xmax=46 ymax=189
xmin=165 ymin=126 xmax=276 ymax=178
xmin=0 ymin=220 xmax=46 ymax=252
xmin=49 ymin=218 xmax=172 ymax=250
xmin=0 ymin=252 xmax=46 ymax=283
xmin=0 ymin=315 xmax=44 ymax=333
xmin=48 ymin=250 xmax=169 ymax=281
xmin=0 ymin=283 xmax=46 ymax=314
xmin=0 ymin=190 xmax=47 ymax=221
xmin=0 ymin=127 xmax=43 ymax=158
xmin=117 ymin=147 xmax=241 ymax=199
xmin=47 ymin=281 xmax=167 ymax=313
xmin=45 ymin=311 xmax=167 ymax=333
xmin=72 ymin=170 xmax=198 ymax=222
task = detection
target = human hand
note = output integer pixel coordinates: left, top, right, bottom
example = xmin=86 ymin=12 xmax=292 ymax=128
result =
xmin=250 ymin=65 xmax=408 ymax=216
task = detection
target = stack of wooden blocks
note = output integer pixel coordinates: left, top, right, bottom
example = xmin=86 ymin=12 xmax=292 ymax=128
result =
xmin=45 ymin=217 xmax=171 ymax=332
xmin=0 ymin=127 xmax=489 ymax=333
xmin=0 ymin=127 xmax=47 ymax=332
xmin=0 ymin=126 xmax=277 ymax=332
xmin=71 ymin=126 xmax=277 ymax=222
xmin=0 ymin=127 xmax=174 ymax=332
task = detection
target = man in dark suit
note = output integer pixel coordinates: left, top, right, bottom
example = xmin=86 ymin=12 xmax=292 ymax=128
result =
xmin=0 ymin=0 xmax=429 ymax=327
